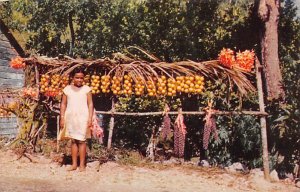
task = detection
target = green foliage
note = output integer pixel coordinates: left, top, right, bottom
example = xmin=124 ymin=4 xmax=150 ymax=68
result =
xmin=206 ymin=115 xmax=261 ymax=168
xmin=113 ymin=96 xmax=165 ymax=150
xmin=1 ymin=0 xmax=257 ymax=59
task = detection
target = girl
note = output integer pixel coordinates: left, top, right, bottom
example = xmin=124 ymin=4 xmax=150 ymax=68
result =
xmin=60 ymin=67 xmax=94 ymax=171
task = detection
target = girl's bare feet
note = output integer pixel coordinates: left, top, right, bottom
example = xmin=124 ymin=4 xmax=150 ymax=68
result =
xmin=67 ymin=166 xmax=77 ymax=171
xmin=79 ymin=166 xmax=86 ymax=172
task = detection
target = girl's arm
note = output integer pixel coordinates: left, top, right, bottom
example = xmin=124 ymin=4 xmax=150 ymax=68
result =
xmin=87 ymin=91 xmax=94 ymax=128
xmin=59 ymin=93 xmax=67 ymax=129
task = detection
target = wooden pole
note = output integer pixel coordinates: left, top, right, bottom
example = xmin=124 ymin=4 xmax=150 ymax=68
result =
xmin=146 ymin=127 xmax=155 ymax=161
xmin=56 ymin=115 xmax=59 ymax=153
xmin=256 ymin=57 xmax=270 ymax=180
xmin=95 ymin=110 xmax=267 ymax=116
xmin=107 ymin=99 xmax=115 ymax=149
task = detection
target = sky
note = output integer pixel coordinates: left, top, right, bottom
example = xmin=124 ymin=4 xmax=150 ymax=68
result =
xmin=295 ymin=0 xmax=300 ymax=16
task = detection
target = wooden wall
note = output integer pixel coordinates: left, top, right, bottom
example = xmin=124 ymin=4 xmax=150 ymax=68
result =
xmin=0 ymin=117 xmax=18 ymax=138
xmin=0 ymin=32 xmax=24 ymax=89
xmin=0 ymin=29 xmax=24 ymax=137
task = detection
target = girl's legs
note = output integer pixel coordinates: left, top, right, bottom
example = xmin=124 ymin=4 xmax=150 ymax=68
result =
xmin=67 ymin=139 xmax=78 ymax=171
xmin=78 ymin=141 xmax=87 ymax=171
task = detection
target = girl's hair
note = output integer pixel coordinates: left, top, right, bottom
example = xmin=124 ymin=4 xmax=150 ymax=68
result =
xmin=70 ymin=66 xmax=86 ymax=77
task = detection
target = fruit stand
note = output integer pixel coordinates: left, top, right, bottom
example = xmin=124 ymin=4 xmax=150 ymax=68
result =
xmin=0 ymin=47 xmax=270 ymax=179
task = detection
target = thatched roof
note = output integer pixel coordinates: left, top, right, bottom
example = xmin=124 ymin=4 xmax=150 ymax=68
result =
xmin=24 ymin=50 xmax=255 ymax=95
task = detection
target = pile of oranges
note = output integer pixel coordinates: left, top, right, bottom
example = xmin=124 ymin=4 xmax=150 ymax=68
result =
xmin=38 ymin=73 xmax=206 ymax=97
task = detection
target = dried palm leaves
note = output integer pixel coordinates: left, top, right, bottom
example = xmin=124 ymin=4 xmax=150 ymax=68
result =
xmin=23 ymin=47 xmax=255 ymax=96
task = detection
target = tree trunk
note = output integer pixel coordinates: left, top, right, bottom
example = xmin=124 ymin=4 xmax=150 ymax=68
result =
xmin=258 ymin=0 xmax=284 ymax=100
xmin=68 ymin=11 xmax=75 ymax=57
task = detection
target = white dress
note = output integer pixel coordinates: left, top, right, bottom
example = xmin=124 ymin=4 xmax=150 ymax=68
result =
xmin=63 ymin=85 xmax=91 ymax=141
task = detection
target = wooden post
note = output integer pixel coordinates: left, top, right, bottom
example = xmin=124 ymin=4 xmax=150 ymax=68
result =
xmin=107 ymin=99 xmax=115 ymax=149
xmin=255 ymin=57 xmax=270 ymax=180
xmin=56 ymin=115 xmax=60 ymax=153
xmin=146 ymin=127 xmax=155 ymax=161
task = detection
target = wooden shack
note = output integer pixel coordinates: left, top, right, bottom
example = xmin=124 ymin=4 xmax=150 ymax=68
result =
xmin=0 ymin=19 xmax=25 ymax=137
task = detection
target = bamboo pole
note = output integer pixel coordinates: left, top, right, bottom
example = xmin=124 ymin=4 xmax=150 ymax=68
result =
xmin=107 ymin=99 xmax=115 ymax=149
xmin=95 ymin=110 xmax=267 ymax=116
xmin=255 ymin=57 xmax=270 ymax=180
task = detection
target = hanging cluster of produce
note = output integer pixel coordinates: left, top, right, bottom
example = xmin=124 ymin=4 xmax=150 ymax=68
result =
xmin=39 ymin=74 xmax=69 ymax=97
xmin=9 ymin=47 xmax=255 ymax=99
xmin=218 ymin=48 xmax=255 ymax=72
xmin=37 ymin=73 xmax=206 ymax=97
xmin=203 ymin=101 xmax=218 ymax=150
xmin=10 ymin=57 xmax=26 ymax=69
xmin=0 ymin=108 xmax=12 ymax=117
xmin=159 ymin=106 xmax=187 ymax=158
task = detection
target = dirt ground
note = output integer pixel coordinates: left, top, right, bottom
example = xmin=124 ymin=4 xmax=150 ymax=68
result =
xmin=0 ymin=149 xmax=299 ymax=192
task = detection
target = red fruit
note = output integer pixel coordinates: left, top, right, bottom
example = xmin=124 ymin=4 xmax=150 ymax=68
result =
xmin=218 ymin=48 xmax=236 ymax=68
xmin=10 ymin=57 xmax=25 ymax=69
xmin=236 ymin=50 xmax=255 ymax=72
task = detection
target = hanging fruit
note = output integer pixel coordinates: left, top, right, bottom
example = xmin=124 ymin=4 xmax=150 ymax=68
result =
xmin=134 ymin=77 xmax=145 ymax=96
xmin=60 ymin=75 xmax=69 ymax=89
xmin=175 ymin=76 xmax=184 ymax=93
xmin=44 ymin=87 xmax=59 ymax=97
xmin=40 ymin=74 xmax=50 ymax=93
xmin=48 ymin=74 xmax=60 ymax=97
xmin=167 ymin=78 xmax=177 ymax=96
xmin=90 ymin=74 xmax=101 ymax=94
xmin=10 ymin=57 xmax=25 ymax=69
xmin=194 ymin=75 xmax=205 ymax=94
xmin=236 ymin=50 xmax=255 ymax=72
xmin=22 ymin=87 xmax=39 ymax=99
xmin=0 ymin=108 xmax=11 ymax=117
xmin=100 ymin=75 xmax=111 ymax=93
xmin=146 ymin=79 xmax=157 ymax=97
xmin=218 ymin=48 xmax=235 ymax=68
xmin=83 ymin=74 xmax=91 ymax=86
xmin=123 ymin=74 xmax=133 ymax=96
xmin=156 ymin=76 xmax=167 ymax=96
xmin=50 ymin=74 xmax=60 ymax=89
xmin=39 ymin=74 xmax=62 ymax=97
xmin=111 ymin=76 xmax=123 ymax=95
